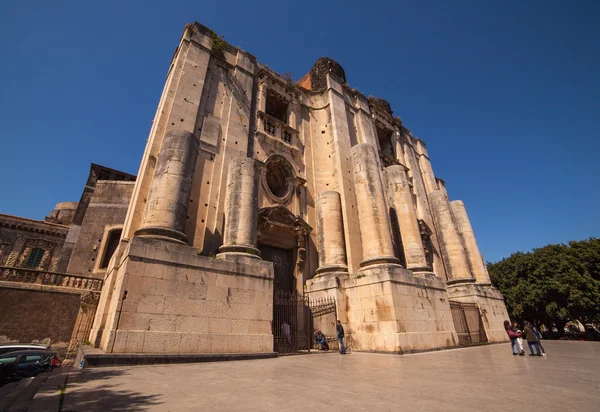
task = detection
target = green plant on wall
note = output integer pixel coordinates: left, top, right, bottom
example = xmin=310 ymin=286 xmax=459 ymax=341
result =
xmin=210 ymin=31 xmax=228 ymax=53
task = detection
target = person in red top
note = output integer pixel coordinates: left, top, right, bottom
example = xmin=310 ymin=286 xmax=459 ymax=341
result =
xmin=504 ymin=320 xmax=525 ymax=356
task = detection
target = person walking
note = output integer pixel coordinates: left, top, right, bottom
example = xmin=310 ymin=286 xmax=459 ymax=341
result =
xmin=504 ymin=320 xmax=524 ymax=356
xmin=523 ymin=321 xmax=542 ymax=356
xmin=336 ymin=320 xmax=347 ymax=354
xmin=533 ymin=324 xmax=547 ymax=356
xmin=513 ymin=321 xmax=525 ymax=355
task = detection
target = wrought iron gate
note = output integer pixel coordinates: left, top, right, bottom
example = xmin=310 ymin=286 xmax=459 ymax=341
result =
xmin=273 ymin=291 xmax=311 ymax=353
xmin=309 ymin=296 xmax=338 ymax=351
xmin=450 ymin=301 xmax=488 ymax=345
xmin=272 ymin=293 xmax=339 ymax=353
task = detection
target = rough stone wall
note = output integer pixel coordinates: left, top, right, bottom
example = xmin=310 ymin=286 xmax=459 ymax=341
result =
xmin=65 ymin=181 xmax=134 ymax=278
xmin=0 ymin=287 xmax=80 ymax=354
xmin=113 ymin=21 xmax=509 ymax=353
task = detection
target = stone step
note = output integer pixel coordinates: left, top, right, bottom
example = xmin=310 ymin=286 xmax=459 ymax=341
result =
xmin=0 ymin=377 xmax=33 ymax=412
xmin=27 ymin=367 xmax=70 ymax=412
xmin=5 ymin=373 xmax=50 ymax=412
xmin=0 ymin=382 xmax=19 ymax=402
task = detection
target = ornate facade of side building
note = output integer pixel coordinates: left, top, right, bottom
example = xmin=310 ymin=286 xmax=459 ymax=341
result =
xmin=87 ymin=21 xmax=509 ymax=355
xmin=0 ymin=164 xmax=135 ymax=351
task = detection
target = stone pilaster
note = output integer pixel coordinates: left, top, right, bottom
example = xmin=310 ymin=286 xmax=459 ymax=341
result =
xmin=429 ymin=190 xmax=474 ymax=283
xmin=350 ymin=143 xmax=400 ymax=268
xmin=135 ymin=131 xmax=199 ymax=244
xmin=383 ymin=165 xmax=432 ymax=273
xmin=316 ymin=191 xmax=348 ymax=275
xmin=450 ymin=200 xmax=491 ymax=284
xmin=218 ymin=157 xmax=261 ymax=258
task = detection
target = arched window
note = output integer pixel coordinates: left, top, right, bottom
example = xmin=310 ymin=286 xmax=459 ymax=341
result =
xmin=100 ymin=229 xmax=122 ymax=269
xmin=26 ymin=248 xmax=45 ymax=268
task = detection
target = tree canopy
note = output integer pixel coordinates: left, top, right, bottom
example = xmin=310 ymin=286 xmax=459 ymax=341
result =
xmin=488 ymin=238 xmax=600 ymax=331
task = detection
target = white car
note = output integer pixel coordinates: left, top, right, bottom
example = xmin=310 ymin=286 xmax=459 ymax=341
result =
xmin=0 ymin=343 xmax=48 ymax=355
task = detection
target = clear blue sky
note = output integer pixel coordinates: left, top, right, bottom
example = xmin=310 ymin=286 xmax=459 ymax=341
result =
xmin=1 ymin=0 xmax=599 ymax=262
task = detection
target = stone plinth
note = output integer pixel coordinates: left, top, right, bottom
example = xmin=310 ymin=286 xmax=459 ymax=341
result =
xmin=135 ymin=131 xmax=199 ymax=244
xmin=350 ymin=144 xmax=400 ymax=268
xmin=89 ymin=236 xmax=274 ymax=354
xmin=446 ymin=282 xmax=510 ymax=343
xmin=343 ymin=266 xmax=458 ymax=353
xmin=315 ymin=191 xmax=348 ymax=275
xmin=383 ymin=165 xmax=432 ymax=274
xmin=218 ymin=157 xmax=261 ymax=258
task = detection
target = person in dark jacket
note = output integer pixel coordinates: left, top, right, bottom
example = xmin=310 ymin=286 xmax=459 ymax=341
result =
xmin=504 ymin=320 xmax=524 ymax=356
xmin=533 ymin=324 xmax=547 ymax=356
xmin=523 ymin=321 xmax=542 ymax=356
xmin=336 ymin=320 xmax=347 ymax=354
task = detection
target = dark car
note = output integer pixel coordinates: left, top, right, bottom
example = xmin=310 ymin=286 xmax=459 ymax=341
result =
xmin=0 ymin=350 xmax=61 ymax=384
xmin=0 ymin=343 xmax=48 ymax=355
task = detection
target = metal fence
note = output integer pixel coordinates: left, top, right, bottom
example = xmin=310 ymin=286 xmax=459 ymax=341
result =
xmin=273 ymin=291 xmax=311 ymax=353
xmin=309 ymin=296 xmax=339 ymax=351
xmin=450 ymin=301 xmax=488 ymax=345
xmin=272 ymin=292 xmax=339 ymax=354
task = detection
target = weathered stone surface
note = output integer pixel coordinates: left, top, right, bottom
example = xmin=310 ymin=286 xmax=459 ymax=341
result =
xmin=135 ymin=130 xmax=200 ymax=244
xmin=90 ymin=236 xmax=274 ymax=354
xmin=450 ymin=200 xmax=491 ymax=284
xmin=2 ymin=21 xmax=512 ymax=357
xmin=383 ymin=165 xmax=431 ymax=273
xmin=429 ymin=190 xmax=474 ymax=282
xmin=218 ymin=157 xmax=261 ymax=258
xmin=316 ymin=191 xmax=348 ymax=274
xmin=350 ymin=143 xmax=400 ymax=268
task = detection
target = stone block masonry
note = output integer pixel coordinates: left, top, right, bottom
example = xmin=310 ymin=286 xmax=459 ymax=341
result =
xmin=89 ymin=237 xmax=274 ymax=354
xmin=83 ymin=21 xmax=511 ymax=356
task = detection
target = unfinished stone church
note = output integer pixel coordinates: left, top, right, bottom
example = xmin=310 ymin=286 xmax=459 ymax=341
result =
xmin=87 ymin=21 xmax=509 ymax=355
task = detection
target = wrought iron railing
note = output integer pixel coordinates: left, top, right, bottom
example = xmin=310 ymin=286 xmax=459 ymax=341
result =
xmin=0 ymin=265 xmax=103 ymax=291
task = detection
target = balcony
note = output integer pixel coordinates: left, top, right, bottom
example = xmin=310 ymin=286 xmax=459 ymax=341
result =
xmin=257 ymin=111 xmax=298 ymax=145
xmin=0 ymin=265 xmax=104 ymax=291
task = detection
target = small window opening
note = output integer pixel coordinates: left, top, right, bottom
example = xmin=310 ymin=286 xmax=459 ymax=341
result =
xmin=265 ymin=90 xmax=288 ymax=124
xmin=376 ymin=125 xmax=394 ymax=157
xmin=100 ymin=229 xmax=122 ymax=269
xmin=26 ymin=248 xmax=45 ymax=268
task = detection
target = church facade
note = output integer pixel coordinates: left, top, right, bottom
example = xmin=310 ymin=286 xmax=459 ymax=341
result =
xmin=89 ymin=22 xmax=509 ymax=355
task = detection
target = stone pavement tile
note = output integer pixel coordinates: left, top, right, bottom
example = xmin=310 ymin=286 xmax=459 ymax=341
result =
xmin=60 ymin=341 xmax=600 ymax=412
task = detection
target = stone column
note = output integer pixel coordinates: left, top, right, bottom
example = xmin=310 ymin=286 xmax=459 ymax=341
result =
xmin=429 ymin=190 xmax=474 ymax=283
xmin=315 ymin=191 xmax=348 ymax=275
xmin=383 ymin=165 xmax=431 ymax=273
xmin=135 ymin=131 xmax=199 ymax=244
xmin=218 ymin=157 xmax=261 ymax=258
xmin=350 ymin=143 xmax=400 ymax=268
xmin=450 ymin=200 xmax=491 ymax=284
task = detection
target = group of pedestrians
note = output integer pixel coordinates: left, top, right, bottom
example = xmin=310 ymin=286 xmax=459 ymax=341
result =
xmin=504 ymin=320 xmax=546 ymax=356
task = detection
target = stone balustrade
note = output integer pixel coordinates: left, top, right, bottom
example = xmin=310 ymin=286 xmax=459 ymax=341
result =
xmin=0 ymin=265 xmax=103 ymax=291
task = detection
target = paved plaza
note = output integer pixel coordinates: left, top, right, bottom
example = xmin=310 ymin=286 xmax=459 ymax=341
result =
xmin=61 ymin=341 xmax=600 ymax=411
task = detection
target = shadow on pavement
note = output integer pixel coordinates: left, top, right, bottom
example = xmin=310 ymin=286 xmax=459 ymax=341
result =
xmin=62 ymin=368 xmax=162 ymax=411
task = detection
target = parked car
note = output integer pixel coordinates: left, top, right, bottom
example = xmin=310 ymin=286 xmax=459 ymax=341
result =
xmin=585 ymin=324 xmax=600 ymax=342
xmin=0 ymin=350 xmax=61 ymax=384
xmin=0 ymin=343 xmax=48 ymax=355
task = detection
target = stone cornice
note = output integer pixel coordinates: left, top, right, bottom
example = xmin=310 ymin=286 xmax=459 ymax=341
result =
xmin=0 ymin=213 xmax=68 ymax=237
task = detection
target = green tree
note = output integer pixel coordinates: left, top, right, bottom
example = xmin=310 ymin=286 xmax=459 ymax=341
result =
xmin=488 ymin=238 xmax=600 ymax=332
